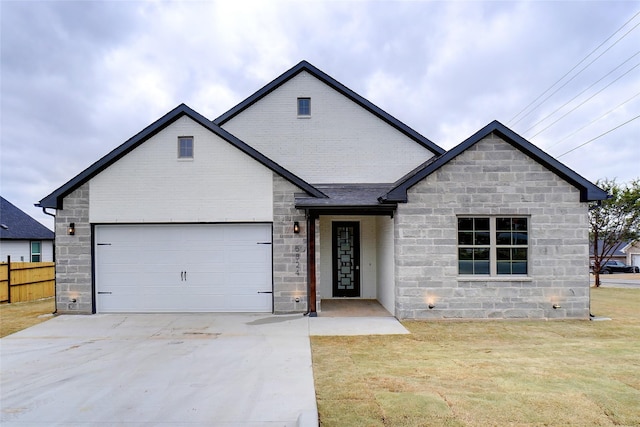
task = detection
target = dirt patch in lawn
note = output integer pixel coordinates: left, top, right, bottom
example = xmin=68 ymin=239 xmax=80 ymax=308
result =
xmin=0 ymin=297 xmax=56 ymax=338
xmin=311 ymin=288 xmax=640 ymax=426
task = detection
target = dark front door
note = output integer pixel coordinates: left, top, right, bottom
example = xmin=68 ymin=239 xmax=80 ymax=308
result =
xmin=332 ymin=222 xmax=360 ymax=297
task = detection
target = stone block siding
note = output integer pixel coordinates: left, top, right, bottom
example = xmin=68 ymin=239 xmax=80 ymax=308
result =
xmin=55 ymin=183 xmax=92 ymax=314
xmin=272 ymin=175 xmax=308 ymax=313
xmin=395 ymin=134 xmax=590 ymax=320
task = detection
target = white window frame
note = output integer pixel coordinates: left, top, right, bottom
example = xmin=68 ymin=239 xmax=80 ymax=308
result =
xmin=457 ymin=216 xmax=529 ymax=276
xmin=178 ymin=136 xmax=194 ymax=159
xmin=30 ymin=241 xmax=41 ymax=262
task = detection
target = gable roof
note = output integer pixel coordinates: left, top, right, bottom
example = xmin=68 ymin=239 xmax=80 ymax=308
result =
xmin=38 ymin=104 xmax=326 ymax=209
xmin=381 ymin=120 xmax=609 ymax=203
xmin=590 ymin=240 xmax=630 ymax=257
xmin=213 ymin=60 xmax=445 ymax=156
xmin=621 ymin=241 xmax=640 ymax=253
xmin=1 ymin=197 xmax=54 ymax=240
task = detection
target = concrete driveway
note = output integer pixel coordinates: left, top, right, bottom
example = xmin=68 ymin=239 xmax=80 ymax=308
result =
xmin=1 ymin=313 xmax=318 ymax=426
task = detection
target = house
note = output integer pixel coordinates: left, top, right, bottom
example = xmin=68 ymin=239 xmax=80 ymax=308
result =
xmin=38 ymin=61 xmax=608 ymax=319
xmin=621 ymin=241 xmax=640 ymax=268
xmin=590 ymin=240 xmax=640 ymax=269
xmin=589 ymin=240 xmax=629 ymax=266
xmin=1 ymin=196 xmax=54 ymax=262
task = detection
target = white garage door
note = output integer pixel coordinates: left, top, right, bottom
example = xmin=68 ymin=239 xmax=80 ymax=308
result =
xmin=94 ymin=224 xmax=273 ymax=313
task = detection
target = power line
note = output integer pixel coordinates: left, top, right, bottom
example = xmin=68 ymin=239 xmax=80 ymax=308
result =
xmin=528 ymin=61 xmax=640 ymax=139
xmin=546 ymin=91 xmax=640 ymax=151
xmin=511 ymin=19 xmax=640 ymax=128
xmin=523 ymin=50 xmax=640 ymax=135
xmin=556 ymin=114 xmax=640 ymax=158
xmin=507 ymin=10 xmax=640 ymax=126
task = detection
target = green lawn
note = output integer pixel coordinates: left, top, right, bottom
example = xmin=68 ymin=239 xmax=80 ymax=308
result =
xmin=311 ymin=287 xmax=640 ymax=426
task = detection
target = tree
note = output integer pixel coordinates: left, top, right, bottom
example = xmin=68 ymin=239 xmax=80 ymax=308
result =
xmin=589 ymin=178 xmax=640 ymax=287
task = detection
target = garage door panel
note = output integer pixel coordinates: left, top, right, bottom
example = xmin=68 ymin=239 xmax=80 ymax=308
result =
xmin=227 ymin=272 xmax=271 ymax=287
xmin=95 ymin=224 xmax=272 ymax=313
xmin=189 ymin=251 xmax=226 ymax=265
xmin=226 ymin=249 xmax=270 ymax=264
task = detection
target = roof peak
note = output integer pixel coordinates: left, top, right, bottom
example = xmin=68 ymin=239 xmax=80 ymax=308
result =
xmin=213 ymin=60 xmax=444 ymax=156
xmin=382 ymin=121 xmax=608 ymax=203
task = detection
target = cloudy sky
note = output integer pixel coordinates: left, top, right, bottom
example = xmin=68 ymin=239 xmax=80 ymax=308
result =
xmin=1 ymin=0 xmax=638 ymax=229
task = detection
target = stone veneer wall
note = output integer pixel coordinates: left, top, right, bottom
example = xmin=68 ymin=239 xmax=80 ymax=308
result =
xmin=395 ymin=134 xmax=590 ymax=320
xmin=272 ymin=174 xmax=308 ymax=313
xmin=55 ymin=183 xmax=92 ymax=314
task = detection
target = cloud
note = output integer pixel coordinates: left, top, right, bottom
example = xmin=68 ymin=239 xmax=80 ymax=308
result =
xmin=1 ymin=0 xmax=638 ymax=228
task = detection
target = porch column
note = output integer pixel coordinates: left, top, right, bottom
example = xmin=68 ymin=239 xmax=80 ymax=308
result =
xmin=307 ymin=213 xmax=317 ymax=317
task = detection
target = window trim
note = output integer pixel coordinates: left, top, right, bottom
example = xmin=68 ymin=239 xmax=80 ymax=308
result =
xmin=30 ymin=241 xmax=42 ymax=262
xmin=177 ymin=136 xmax=194 ymax=160
xmin=297 ymin=97 xmax=311 ymax=117
xmin=457 ymin=216 xmax=529 ymax=277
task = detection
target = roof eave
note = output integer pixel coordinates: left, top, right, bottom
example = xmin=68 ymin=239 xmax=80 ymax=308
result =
xmin=38 ymin=104 xmax=191 ymax=209
xmin=381 ymin=120 xmax=609 ymax=203
xmin=299 ymin=205 xmax=397 ymax=217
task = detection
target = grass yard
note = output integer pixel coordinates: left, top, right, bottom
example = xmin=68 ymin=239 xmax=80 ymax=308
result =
xmin=0 ymin=297 xmax=55 ymax=338
xmin=311 ymin=287 xmax=640 ymax=427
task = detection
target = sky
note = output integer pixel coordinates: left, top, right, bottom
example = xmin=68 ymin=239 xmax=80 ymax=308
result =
xmin=1 ymin=0 xmax=639 ymax=230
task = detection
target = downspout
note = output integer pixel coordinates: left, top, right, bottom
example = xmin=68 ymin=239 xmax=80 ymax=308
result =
xmin=41 ymin=207 xmax=58 ymax=315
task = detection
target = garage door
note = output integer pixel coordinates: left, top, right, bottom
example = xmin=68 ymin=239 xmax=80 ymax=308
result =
xmin=94 ymin=224 xmax=272 ymax=313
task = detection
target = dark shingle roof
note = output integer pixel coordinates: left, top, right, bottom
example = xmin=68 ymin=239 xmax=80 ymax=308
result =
xmin=590 ymin=240 xmax=632 ymax=257
xmin=0 ymin=197 xmax=54 ymax=240
xmin=295 ymin=184 xmax=395 ymax=208
xmin=295 ymin=184 xmax=397 ymax=216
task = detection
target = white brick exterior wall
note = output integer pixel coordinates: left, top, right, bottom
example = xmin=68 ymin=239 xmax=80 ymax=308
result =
xmin=395 ymin=134 xmax=590 ymax=320
xmin=376 ymin=216 xmax=395 ymax=314
xmin=221 ymin=71 xmax=435 ymax=183
xmin=90 ymin=116 xmax=273 ymax=223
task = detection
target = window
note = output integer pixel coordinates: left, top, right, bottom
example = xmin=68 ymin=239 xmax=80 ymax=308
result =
xmin=178 ymin=137 xmax=194 ymax=159
xmin=297 ymin=98 xmax=311 ymax=116
xmin=31 ymin=241 xmax=41 ymax=262
xmin=458 ymin=217 xmax=528 ymax=275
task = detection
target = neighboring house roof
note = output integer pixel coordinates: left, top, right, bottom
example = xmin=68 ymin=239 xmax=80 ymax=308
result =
xmin=591 ymin=240 xmax=637 ymax=257
xmin=38 ymin=104 xmax=327 ymax=209
xmin=213 ymin=60 xmax=445 ymax=157
xmin=0 ymin=197 xmax=54 ymax=240
xmin=381 ymin=120 xmax=609 ymax=203
xmin=620 ymin=240 xmax=640 ymax=254
xmin=622 ymin=241 xmax=640 ymax=254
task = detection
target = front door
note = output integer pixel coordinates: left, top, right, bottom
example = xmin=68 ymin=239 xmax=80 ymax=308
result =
xmin=332 ymin=222 xmax=360 ymax=297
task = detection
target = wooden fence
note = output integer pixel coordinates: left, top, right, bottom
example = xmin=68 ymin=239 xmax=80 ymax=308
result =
xmin=0 ymin=261 xmax=55 ymax=303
